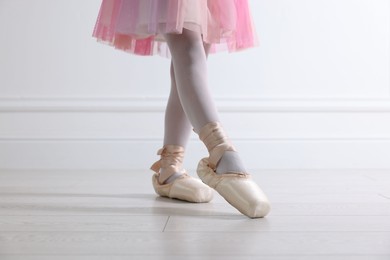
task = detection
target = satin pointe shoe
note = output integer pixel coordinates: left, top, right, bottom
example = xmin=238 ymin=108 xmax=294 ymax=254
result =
xmin=196 ymin=122 xmax=271 ymax=218
xmin=150 ymin=145 xmax=213 ymax=203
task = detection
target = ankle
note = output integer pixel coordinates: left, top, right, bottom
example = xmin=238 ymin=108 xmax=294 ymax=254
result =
xmin=159 ymin=170 xmax=184 ymax=184
xmin=198 ymin=122 xmax=236 ymax=171
xmin=215 ymin=150 xmax=247 ymax=175
xmin=150 ymin=145 xmax=186 ymax=184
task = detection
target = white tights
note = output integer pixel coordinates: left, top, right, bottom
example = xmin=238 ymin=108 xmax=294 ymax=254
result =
xmin=161 ymin=29 xmax=246 ymax=183
xmin=164 ymin=30 xmax=219 ymax=135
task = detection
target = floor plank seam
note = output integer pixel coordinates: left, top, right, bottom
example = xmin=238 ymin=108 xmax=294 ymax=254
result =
xmin=162 ymin=215 xmax=170 ymax=232
xmin=0 ymin=254 xmax=389 ymax=257
xmin=3 ymin=231 xmax=386 ymax=234
xmin=378 ymin=193 xmax=390 ymax=200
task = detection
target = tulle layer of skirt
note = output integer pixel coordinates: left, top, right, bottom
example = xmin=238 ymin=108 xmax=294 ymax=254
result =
xmin=92 ymin=0 xmax=259 ymax=57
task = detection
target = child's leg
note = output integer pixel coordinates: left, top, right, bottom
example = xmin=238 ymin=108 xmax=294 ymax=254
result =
xmin=160 ymin=45 xmax=212 ymax=184
xmin=163 ymin=62 xmax=193 ymax=148
xmin=151 ymin=66 xmax=214 ymax=201
xmin=164 ymin=29 xmax=246 ymax=175
xmin=158 ymin=62 xmax=193 ymax=184
xmin=164 ymin=31 xmax=219 ymax=133
xmin=164 ymin=43 xmax=212 ymax=147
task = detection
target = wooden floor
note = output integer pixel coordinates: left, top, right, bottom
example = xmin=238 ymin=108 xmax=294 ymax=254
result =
xmin=0 ymin=169 xmax=389 ymax=259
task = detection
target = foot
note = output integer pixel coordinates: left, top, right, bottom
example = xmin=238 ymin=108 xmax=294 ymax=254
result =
xmin=197 ymin=122 xmax=271 ymax=218
xmin=150 ymin=145 xmax=214 ymax=203
xmin=197 ymin=158 xmax=270 ymax=217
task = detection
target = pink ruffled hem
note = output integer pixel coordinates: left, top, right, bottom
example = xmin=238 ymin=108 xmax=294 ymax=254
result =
xmin=92 ymin=0 xmax=259 ymax=57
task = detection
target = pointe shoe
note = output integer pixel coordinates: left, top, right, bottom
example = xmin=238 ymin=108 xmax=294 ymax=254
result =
xmin=150 ymin=145 xmax=213 ymax=203
xmin=196 ymin=122 xmax=271 ymax=218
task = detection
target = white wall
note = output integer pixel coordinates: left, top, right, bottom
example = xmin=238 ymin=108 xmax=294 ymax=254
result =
xmin=1 ymin=0 xmax=390 ymax=170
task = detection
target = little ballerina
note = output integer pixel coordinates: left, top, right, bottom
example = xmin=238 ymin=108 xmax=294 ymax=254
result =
xmin=92 ymin=0 xmax=270 ymax=218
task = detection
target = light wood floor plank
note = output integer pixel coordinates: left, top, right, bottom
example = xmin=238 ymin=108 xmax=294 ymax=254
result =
xmin=0 ymin=215 xmax=168 ymax=232
xmin=1 ymin=256 xmax=390 ymax=260
xmin=1 ymin=202 xmax=390 ymax=216
xmin=165 ymin=215 xmax=390 ymax=232
xmin=0 ymin=232 xmax=389 ymax=256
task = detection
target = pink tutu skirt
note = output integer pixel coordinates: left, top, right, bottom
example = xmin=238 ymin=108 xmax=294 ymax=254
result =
xmin=92 ymin=0 xmax=258 ymax=57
